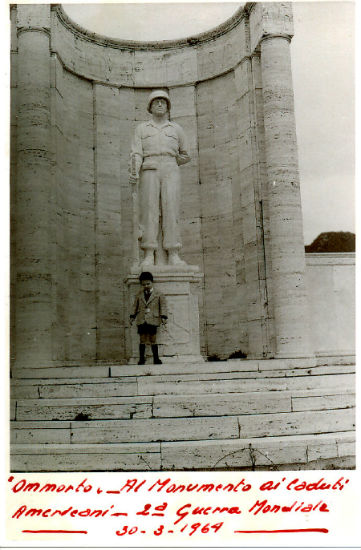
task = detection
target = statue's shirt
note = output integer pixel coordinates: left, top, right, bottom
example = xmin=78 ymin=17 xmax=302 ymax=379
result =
xmin=130 ymin=119 xmax=191 ymax=176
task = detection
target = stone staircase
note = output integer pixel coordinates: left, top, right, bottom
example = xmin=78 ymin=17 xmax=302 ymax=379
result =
xmin=10 ymin=357 xmax=356 ymax=471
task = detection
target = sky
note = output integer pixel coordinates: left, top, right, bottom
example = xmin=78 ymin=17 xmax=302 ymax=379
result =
xmin=63 ymin=1 xmax=355 ymax=245
xmin=291 ymin=2 xmax=354 ymax=244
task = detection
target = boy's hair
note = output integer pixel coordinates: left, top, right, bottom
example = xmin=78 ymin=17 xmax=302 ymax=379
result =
xmin=139 ymin=271 xmax=153 ymax=282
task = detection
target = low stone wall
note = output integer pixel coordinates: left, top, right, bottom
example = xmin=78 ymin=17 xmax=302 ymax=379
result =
xmin=305 ymin=253 xmax=355 ymax=357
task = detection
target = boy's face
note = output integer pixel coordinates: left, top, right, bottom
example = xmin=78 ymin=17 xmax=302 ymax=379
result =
xmin=141 ymin=279 xmax=153 ymax=290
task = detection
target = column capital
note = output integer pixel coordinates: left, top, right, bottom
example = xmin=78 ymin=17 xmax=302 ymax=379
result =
xmin=17 ymin=27 xmax=51 ymax=38
xmin=259 ymin=33 xmax=292 ymax=45
xmin=16 ymin=4 xmax=51 ymax=31
xmin=248 ymin=2 xmax=294 ymax=54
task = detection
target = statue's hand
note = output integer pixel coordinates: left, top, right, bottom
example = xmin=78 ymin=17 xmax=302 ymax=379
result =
xmin=129 ymin=174 xmax=138 ymax=185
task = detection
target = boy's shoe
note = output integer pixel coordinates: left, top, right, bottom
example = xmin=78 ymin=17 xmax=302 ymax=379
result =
xmin=151 ymin=344 xmax=162 ymax=364
xmin=138 ymin=359 xmax=145 ymax=365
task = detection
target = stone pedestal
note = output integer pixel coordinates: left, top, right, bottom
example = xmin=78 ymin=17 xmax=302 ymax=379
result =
xmin=125 ymin=266 xmax=204 ymax=363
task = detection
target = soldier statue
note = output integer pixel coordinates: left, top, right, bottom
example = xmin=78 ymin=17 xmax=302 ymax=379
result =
xmin=129 ymin=90 xmax=191 ymax=268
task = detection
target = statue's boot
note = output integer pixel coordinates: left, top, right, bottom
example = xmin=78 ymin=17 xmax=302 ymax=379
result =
xmin=168 ymin=249 xmax=186 ymax=266
xmin=141 ymin=249 xmax=155 ymax=269
xmin=138 ymin=344 xmax=146 ymax=365
xmin=152 ymin=344 xmax=162 ymax=364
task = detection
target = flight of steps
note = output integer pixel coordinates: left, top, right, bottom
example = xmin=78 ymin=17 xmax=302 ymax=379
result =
xmin=10 ymin=356 xmax=356 ymax=471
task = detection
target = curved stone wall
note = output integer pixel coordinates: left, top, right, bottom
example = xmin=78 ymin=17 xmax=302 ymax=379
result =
xmin=52 ymin=5 xmax=248 ymax=87
xmin=11 ymin=2 xmax=312 ymax=366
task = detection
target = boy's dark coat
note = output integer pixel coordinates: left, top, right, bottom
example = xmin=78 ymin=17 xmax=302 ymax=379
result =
xmin=131 ymin=289 xmax=167 ymax=327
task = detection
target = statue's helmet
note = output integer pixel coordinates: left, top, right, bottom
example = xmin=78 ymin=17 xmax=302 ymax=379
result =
xmin=147 ymin=90 xmax=171 ymax=113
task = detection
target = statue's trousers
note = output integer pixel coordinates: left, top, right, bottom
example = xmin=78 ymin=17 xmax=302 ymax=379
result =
xmin=139 ymin=156 xmax=182 ymax=251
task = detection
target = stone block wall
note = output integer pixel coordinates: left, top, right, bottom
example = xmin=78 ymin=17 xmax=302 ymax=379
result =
xmin=11 ymin=3 xmax=313 ymax=366
xmin=53 ymin=64 xmax=96 ymax=361
xmin=197 ymin=72 xmax=248 ymax=356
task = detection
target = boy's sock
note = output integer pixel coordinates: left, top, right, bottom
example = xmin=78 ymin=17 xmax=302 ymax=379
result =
xmin=151 ymin=344 xmax=162 ymax=364
xmin=138 ymin=344 xmax=146 ymax=365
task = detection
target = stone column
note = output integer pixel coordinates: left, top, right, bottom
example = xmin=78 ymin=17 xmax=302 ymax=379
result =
xmin=13 ymin=5 xmax=54 ymax=367
xmin=260 ymin=34 xmax=313 ymax=358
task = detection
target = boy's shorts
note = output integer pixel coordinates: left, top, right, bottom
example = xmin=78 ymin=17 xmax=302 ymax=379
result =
xmin=137 ymin=323 xmax=158 ymax=345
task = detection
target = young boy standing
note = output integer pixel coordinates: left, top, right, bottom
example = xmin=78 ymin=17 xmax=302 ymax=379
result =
xmin=130 ymin=272 xmax=167 ymax=364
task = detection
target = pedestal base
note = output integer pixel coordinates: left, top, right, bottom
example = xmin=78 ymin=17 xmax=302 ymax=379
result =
xmin=125 ymin=267 xmax=204 ymax=364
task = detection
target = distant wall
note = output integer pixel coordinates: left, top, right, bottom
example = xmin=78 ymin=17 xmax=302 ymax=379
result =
xmin=305 ymin=254 xmax=355 ymax=356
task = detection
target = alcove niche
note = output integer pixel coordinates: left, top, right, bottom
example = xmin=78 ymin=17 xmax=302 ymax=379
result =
xmin=11 ymin=3 xmax=312 ymax=367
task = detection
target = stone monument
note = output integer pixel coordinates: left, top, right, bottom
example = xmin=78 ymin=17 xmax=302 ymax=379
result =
xmin=10 ymin=3 xmax=319 ymax=367
xmin=125 ymin=90 xmax=204 ymax=363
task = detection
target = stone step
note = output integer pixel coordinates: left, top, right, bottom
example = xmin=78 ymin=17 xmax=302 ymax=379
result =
xmin=11 ymin=378 xmax=138 ymax=399
xmin=11 ymin=421 xmax=72 ymax=444
xmin=111 ymin=357 xmax=320 ymax=376
xmin=14 ymin=396 xmax=154 ymax=421
xmin=10 ymin=369 xmax=355 ymax=399
xmin=315 ymin=354 xmax=355 ymax=366
xmin=11 ymin=361 xmax=258 ymax=379
xmin=11 ymin=357 xmax=354 ymax=380
xmin=130 ymin=364 xmax=355 ymax=383
xmin=10 ymin=357 xmax=355 ymax=471
xmin=236 ymin=408 xmax=355 ymax=439
xmin=11 ymin=431 xmax=355 ymax=471
xmin=11 ymin=442 xmax=162 ymax=471
xmin=161 ymin=431 xmax=356 ymax=470
xmin=153 ymin=388 xmax=355 ymax=418
xmin=11 ymin=365 xmax=111 ymax=380
xmin=11 ymin=406 xmax=355 ymax=445
xmin=11 ymin=416 xmax=240 ymax=444
xmin=136 ymin=372 xmax=355 ymax=397
xmin=291 ymin=390 xmax=355 ymax=412
xmin=13 ymin=388 xmax=355 ymax=421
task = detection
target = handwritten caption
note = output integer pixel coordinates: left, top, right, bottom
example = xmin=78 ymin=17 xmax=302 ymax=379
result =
xmin=7 ymin=474 xmax=350 ymax=539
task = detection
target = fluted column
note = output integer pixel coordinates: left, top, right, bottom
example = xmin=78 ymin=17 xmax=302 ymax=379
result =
xmin=14 ymin=5 xmax=54 ymax=367
xmin=260 ymin=34 xmax=312 ymax=358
